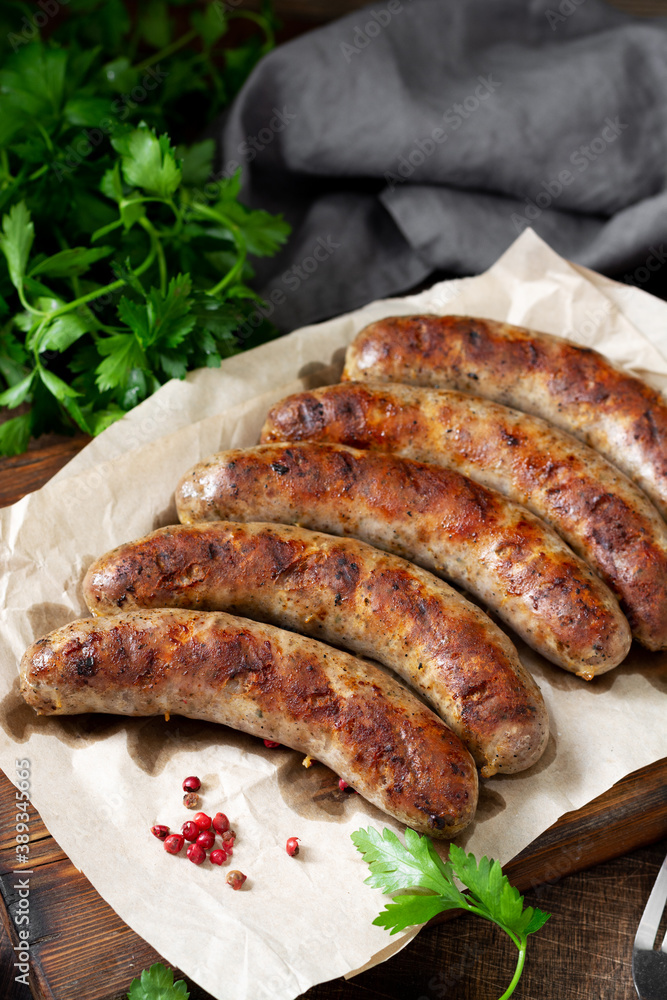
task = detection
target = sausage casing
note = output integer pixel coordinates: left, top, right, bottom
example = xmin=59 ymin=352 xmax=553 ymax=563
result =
xmin=20 ymin=609 xmax=478 ymax=837
xmin=261 ymin=382 xmax=667 ymax=651
xmin=83 ymin=521 xmax=549 ymax=776
xmin=175 ymin=442 xmax=631 ymax=677
xmin=343 ymin=314 xmax=667 ymax=521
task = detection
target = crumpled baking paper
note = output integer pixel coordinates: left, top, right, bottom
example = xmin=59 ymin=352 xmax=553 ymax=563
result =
xmin=0 ymin=229 xmax=665 ymax=1000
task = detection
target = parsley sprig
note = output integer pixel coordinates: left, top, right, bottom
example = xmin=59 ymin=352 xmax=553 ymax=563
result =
xmin=0 ymin=124 xmax=289 ymax=453
xmin=127 ymin=963 xmax=189 ymax=1000
xmin=0 ymin=3 xmax=288 ymax=455
xmin=352 ymin=827 xmax=550 ymax=1000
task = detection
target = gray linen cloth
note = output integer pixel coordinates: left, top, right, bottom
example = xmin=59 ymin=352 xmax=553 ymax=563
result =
xmin=220 ymin=0 xmax=667 ymax=331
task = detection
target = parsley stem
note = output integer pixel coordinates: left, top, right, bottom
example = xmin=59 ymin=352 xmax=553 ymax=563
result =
xmin=27 ymin=164 xmax=49 ymax=182
xmin=90 ymin=218 xmax=124 ymax=243
xmin=139 ymin=217 xmax=167 ymax=294
xmin=35 ymin=123 xmax=54 ymax=154
xmin=17 ymin=283 xmax=47 ymax=317
xmin=496 ymin=938 xmax=527 ymax=1000
xmin=0 ymin=150 xmax=12 ymax=181
xmin=47 ymin=281 xmax=124 ymax=317
xmin=228 ymin=10 xmax=275 ymax=50
xmin=208 ymin=248 xmax=245 ymax=297
xmin=161 ymin=198 xmax=184 ymax=238
xmin=464 ymin=905 xmax=522 ymax=950
xmin=191 ymin=203 xmax=248 ymax=296
xmin=83 ymin=307 xmax=121 ymax=336
xmin=43 ymin=236 xmax=157 ymax=323
xmin=132 ymin=28 xmax=198 ymax=73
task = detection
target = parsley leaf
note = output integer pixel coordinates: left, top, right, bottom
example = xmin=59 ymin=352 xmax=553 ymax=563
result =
xmin=372 ymin=894 xmax=458 ymax=935
xmin=0 ymin=327 xmax=28 ymax=388
xmin=94 ymin=333 xmax=146 ymax=394
xmin=113 ymin=125 xmax=182 ymax=199
xmin=352 ymin=827 xmax=550 ymax=1000
xmin=217 ymin=200 xmax=291 ymax=258
xmin=37 ymin=313 xmax=92 ymax=354
xmin=127 ymin=962 xmax=189 ymax=1000
xmin=95 ymin=274 xmax=196 ymax=401
xmin=351 ymin=826 xmax=460 ymax=897
xmin=120 ymin=274 xmax=195 ymax=349
xmin=449 ymin=844 xmax=547 ymax=938
xmin=0 ymin=202 xmax=34 ymax=290
xmin=178 ymin=139 xmax=216 ymax=188
xmin=191 ymin=3 xmax=228 ymax=49
xmin=29 ymin=245 xmax=114 ymax=279
xmin=0 ymin=370 xmax=34 ymax=408
xmin=0 ymin=412 xmax=31 ymax=455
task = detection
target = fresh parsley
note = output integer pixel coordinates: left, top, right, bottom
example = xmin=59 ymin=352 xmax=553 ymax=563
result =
xmin=352 ymin=826 xmax=550 ymax=1000
xmin=127 ymin=962 xmax=189 ymax=1000
xmin=0 ymin=2 xmax=288 ymax=455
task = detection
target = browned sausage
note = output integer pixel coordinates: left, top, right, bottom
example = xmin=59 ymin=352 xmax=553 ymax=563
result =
xmin=343 ymin=314 xmax=667 ymax=521
xmin=175 ymin=442 xmax=631 ymax=678
xmin=261 ymin=381 xmax=667 ymax=651
xmin=82 ymin=521 xmax=549 ymax=776
xmin=19 ymin=609 xmax=478 ymax=837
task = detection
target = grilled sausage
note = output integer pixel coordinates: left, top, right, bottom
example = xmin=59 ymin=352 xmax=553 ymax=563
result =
xmin=83 ymin=522 xmax=549 ymax=776
xmin=343 ymin=314 xmax=667 ymax=521
xmin=175 ymin=443 xmax=631 ymax=678
xmin=20 ymin=609 xmax=478 ymax=837
xmin=261 ymin=382 xmax=667 ymax=651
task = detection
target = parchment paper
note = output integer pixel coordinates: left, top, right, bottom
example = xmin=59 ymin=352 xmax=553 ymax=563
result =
xmin=1 ymin=229 xmax=665 ymax=1000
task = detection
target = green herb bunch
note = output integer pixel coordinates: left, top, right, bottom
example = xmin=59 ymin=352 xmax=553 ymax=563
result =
xmin=0 ymin=1 xmax=289 ymax=455
xmin=352 ymin=827 xmax=550 ymax=1000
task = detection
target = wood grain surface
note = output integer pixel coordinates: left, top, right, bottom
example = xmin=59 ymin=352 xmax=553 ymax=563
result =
xmin=1 ymin=435 xmax=667 ymax=1000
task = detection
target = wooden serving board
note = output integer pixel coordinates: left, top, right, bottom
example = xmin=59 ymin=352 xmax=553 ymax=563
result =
xmin=0 ymin=760 xmax=664 ymax=1000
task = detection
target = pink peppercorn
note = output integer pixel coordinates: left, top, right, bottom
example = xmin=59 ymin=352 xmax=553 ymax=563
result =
xmin=164 ymin=834 xmax=184 ymax=855
xmin=187 ymin=843 xmax=207 ymax=865
xmin=212 ymin=812 xmax=230 ymax=835
xmin=226 ymin=870 xmax=247 ymax=890
xmin=193 ymin=812 xmax=212 ymax=831
xmin=197 ymin=830 xmax=216 ymax=850
xmin=181 ymin=821 xmax=199 ymax=842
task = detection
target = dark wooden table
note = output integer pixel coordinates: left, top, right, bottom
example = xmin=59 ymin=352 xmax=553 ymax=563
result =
xmin=1 ymin=435 xmax=667 ymax=1000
